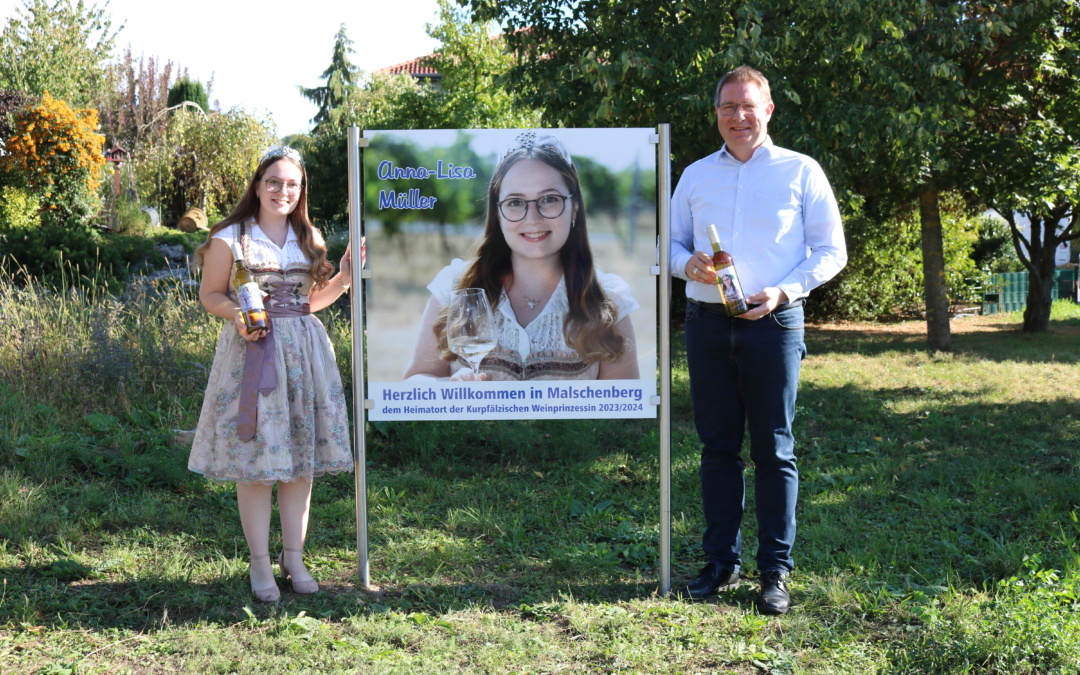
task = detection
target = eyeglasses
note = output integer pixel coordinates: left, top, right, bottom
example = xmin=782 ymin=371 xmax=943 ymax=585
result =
xmin=263 ymin=178 xmax=303 ymax=194
xmin=497 ymin=193 xmax=574 ymax=222
xmin=717 ymin=103 xmax=764 ymax=117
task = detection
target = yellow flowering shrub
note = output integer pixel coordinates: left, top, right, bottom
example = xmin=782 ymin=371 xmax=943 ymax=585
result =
xmin=0 ymin=185 xmax=41 ymax=230
xmin=4 ymin=92 xmax=106 ymax=227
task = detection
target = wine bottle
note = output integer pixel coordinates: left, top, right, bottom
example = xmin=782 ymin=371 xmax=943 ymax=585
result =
xmin=231 ymin=244 xmax=268 ymax=334
xmin=706 ymin=224 xmax=750 ymax=317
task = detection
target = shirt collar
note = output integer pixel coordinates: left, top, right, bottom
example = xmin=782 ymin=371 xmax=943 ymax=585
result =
xmin=718 ymin=135 xmax=775 ymax=164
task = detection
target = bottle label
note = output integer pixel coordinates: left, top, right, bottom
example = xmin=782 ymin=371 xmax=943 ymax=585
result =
xmin=715 ymin=262 xmax=746 ymax=303
xmin=714 ymin=262 xmax=749 ymax=316
xmin=237 ymin=282 xmax=265 ymax=312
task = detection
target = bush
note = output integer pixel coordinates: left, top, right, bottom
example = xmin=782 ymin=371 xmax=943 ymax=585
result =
xmin=972 ymin=211 xmax=1023 ymax=274
xmin=809 ymin=210 xmax=925 ymax=321
xmin=150 ymin=229 xmax=205 ymax=254
xmin=0 ymin=225 xmax=152 ymax=292
xmin=0 ymin=185 xmax=40 ymax=230
xmin=113 ymin=197 xmax=153 ymax=235
xmin=0 ymin=90 xmax=34 ymax=192
xmin=3 ymin=93 xmax=105 ymax=227
xmin=1 ymin=222 xmax=210 ymax=292
xmin=809 ymin=194 xmax=985 ymax=321
xmin=325 ymin=229 xmax=349 ymax=265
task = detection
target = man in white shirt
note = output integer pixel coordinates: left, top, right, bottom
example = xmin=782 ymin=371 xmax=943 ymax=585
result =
xmin=670 ymin=66 xmax=847 ymax=614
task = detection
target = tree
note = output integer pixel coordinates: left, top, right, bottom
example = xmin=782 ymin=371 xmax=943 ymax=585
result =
xmin=413 ymin=132 xmax=488 ymax=249
xmin=167 ymin=76 xmax=210 ymax=113
xmin=297 ymin=71 xmax=423 ymax=228
xmin=972 ymin=3 xmax=1080 ymax=332
xmin=468 ymin=0 xmax=736 ymax=174
xmin=134 ymin=108 xmax=276 ymax=223
xmin=474 ymin=0 xmax=1071 ymax=347
xmin=420 ymin=0 xmax=541 ymax=129
xmin=0 ymin=0 xmax=119 ymax=109
xmin=723 ymin=0 xmax=1068 ymax=350
xmin=298 ymin=7 xmax=540 ymax=229
xmin=298 ymin=23 xmax=361 ymax=133
xmin=3 ymin=92 xmax=105 ymax=227
xmin=93 ymin=46 xmax=178 ymax=152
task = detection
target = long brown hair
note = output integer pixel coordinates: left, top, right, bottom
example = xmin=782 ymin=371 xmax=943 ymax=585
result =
xmin=194 ymin=153 xmax=334 ymax=289
xmin=435 ymin=141 xmax=626 ymax=363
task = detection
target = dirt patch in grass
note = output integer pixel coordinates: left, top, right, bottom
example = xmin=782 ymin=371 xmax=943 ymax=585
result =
xmin=811 ymin=312 xmax=1080 ymax=337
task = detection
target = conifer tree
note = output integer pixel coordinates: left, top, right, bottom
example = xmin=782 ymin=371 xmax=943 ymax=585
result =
xmin=167 ymin=76 xmax=209 ymax=113
xmin=298 ymin=24 xmax=360 ymax=132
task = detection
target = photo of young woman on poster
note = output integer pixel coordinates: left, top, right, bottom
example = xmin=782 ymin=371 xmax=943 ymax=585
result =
xmin=720 ymin=273 xmax=741 ymax=302
xmin=402 ymin=131 xmax=640 ymax=382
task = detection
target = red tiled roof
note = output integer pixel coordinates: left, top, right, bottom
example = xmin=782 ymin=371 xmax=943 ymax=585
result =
xmin=376 ymin=31 xmax=516 ymax=78
xmin=377 ymin=56 xmax=440 ymax=77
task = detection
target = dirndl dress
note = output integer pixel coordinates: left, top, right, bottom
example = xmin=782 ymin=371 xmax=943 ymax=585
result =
xmin=187 ymin=219 xmax=353 ymax=484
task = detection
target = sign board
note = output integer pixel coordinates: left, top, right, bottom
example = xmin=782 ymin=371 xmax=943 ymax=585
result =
xmin=362 ymin=128 xmax=659 ymax=421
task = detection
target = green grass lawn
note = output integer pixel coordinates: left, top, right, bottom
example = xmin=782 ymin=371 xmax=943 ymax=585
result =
xmin=0 ymin=273 xmax=1078 ymax=674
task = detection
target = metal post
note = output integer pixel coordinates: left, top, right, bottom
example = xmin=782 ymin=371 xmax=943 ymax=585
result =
xmin=347 ymin=127 xmax=370 ymax=588
xmin=657 ymin=124 xmax=673 ymax=596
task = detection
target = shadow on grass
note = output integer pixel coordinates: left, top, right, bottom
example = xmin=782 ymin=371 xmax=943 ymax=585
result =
xmin=3 ymin=326 xmax=1078 ymax=635
xmin=806 ymin=318 xmax=1080 ymax=363
xmin=807 ymin=321 xmax=1080 ymax=362
xmin=0 ymin=565 xmax=667 ymax=632
xmin=5 ymin=381 xmax=1077 ymax=630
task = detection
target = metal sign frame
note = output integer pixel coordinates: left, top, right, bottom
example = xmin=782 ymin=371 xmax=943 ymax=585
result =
xmin=348 ymin=124 xmax=673 ymax=594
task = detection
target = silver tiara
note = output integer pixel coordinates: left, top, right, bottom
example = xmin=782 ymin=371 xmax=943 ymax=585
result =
xmin=498 ymin=130 xmax=574 ymax=167
xmin=261 ymin=144 xmax=304 ymax=167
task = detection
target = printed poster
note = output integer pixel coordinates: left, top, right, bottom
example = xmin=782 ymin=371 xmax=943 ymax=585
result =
xmin=363 ymin=128 xmax=658 ymax=420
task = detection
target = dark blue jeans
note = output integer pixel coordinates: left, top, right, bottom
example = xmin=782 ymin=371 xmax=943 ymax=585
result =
xmin=684 ymin=301 xmax=806 ymax=573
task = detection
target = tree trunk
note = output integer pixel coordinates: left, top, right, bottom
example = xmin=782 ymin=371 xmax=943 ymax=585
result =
xmin=1023 ymin=275 xmax=1053 ymax=332
xmin=919 ymin=184 xmax=952 ymax=352
xmin=1022 ymin=215 xmax=1056 ymax=332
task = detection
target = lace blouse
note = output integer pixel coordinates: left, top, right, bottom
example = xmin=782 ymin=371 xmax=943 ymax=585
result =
xmin=211 ymin=219 xmax=318 ymax=299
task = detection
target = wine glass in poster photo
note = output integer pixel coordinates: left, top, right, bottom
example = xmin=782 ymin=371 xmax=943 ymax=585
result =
xmin=446 ymin=288 xmax=496 ymax=380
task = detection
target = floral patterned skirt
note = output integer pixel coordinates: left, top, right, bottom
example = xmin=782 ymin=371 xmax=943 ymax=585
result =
xmin=188 ymin=315 xmax=353 ymax=484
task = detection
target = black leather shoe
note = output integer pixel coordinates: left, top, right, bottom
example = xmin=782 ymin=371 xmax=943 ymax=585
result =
xmin=673 ymin=562 xmax=740 ymax=600
xmin=757 ymin=570 xmax=790 ymax=615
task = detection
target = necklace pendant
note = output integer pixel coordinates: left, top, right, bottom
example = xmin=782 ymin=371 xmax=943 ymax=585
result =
xmin=526 ymin=299 xmax=538 ymax=310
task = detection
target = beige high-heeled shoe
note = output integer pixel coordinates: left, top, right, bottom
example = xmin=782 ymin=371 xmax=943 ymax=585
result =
xmin=249 ymin=553 xmax=281 ymax=602
xmin=278 ymin=547 xmax=319 ymax=595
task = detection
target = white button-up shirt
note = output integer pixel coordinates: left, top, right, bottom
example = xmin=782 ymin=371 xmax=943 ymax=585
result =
xmin=670 ymin=137 xmax=847 ymax=304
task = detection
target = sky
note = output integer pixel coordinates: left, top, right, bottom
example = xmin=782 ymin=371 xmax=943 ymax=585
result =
xmin=0 ymin=0 xmax=444 ymax=138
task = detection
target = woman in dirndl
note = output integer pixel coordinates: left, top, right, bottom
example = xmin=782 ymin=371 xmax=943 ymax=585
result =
xmin=189 ymin=145 xmax=361 ymax=602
